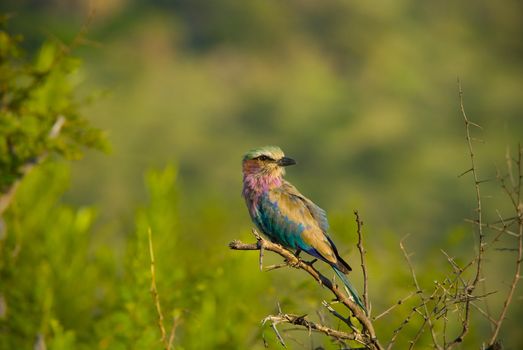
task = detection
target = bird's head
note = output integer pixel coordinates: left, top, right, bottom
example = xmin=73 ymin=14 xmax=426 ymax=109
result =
xmin=242 ymin=146 xmax=296 ymax=178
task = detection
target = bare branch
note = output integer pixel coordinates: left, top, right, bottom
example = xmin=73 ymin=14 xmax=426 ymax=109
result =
xmin=230 ymin=229 xmax=383 ymax=350
xmin=148 ymin=228 xmax=170 ymax=350
xmin=167 ymin=315 xmax=180 ymax=350
xmin=355 ymin=210 xmax=370 ymax=314
xmin=386 ymin=307 xmax=417 ymax=350
xmin=447 ymin=80 xmax=486 ymax=347
xmin=270 ymin=322 xmax=287 ymax=348
xmin=488 ymin=147 xmax=523 ymax=346
xmin=470 ymin=302 xmax=497 ymax=326
xmin=321 ymin=300 xmax=359 ymax=333
xmin=373 ymin=290 xmax=420 ymax=321
xmin=400 ymin=236 xmax=441 ymax=349
xmin=262 ymin=311 xmax=369 ymax=344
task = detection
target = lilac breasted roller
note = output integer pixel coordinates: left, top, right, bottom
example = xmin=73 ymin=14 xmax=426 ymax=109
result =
xmin=242 ymin=145 xmax=366 ymax=312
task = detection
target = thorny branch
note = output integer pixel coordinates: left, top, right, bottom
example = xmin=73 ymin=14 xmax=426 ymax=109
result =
xmin=373 ymin=290 xmax=420 ymax=322
xmin=355 ymin=210 xmax=370 ymax=314
xmin=399 ymin=237 xmax=441 ymax=350
xmin=229 ymin=229 xmax=383 ymax=350
xmin=262 ymin=311 xmax=370 ymax=348
xmin=446 ymin=79 xmax=486 ymax=348
xmin=230 ymin=85 xmax=522 ymax=349
xmin=487 ymin=145 xmax=523 ymax=347
xmin=387 ymin=84 xmax=521 ymax=350
xmin=377 ymin=84 xmax=523 ymax=350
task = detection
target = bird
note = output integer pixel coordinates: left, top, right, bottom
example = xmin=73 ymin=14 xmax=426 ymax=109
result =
xmin=241 ymin=145 xmax=366 ymax=312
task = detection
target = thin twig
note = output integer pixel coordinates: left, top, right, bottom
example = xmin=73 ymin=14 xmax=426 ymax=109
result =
xmin=264 ymin=263 xmax=288 ymax=271
xmin=488 ymin=147 xmax=523 ymax=346
xmin=518 ymin=143 xmax=522 ymax=206
xmin=400 ymin=236 xmax=441 ymax=349
xmin=271 ymin=323 xmax=287 ymax=348
xmin=386 ymin=307 xmax=417 ymax=350
xmin=440 ymin=250 xmax=468 ymax=290
xmin=321 ymin=300 xmax=356 ymax=331
xmin=447 ymin=80 xmax=485 ymax=348
xmin=262 ymin=312 xmax=368 ymax=344
xmin=167 ymin=316 xmax=180 ymax=350
xmin=373 ymin=290 xmax=420 ymax=321
xmin=464 ymin=219 xmax=518 ymax=238
xmin=355 ymin=210 xmax=370 ymax=314
xmin=470 ymin=302 xmax=497 ymax=326
xmin=148 ymin=228 xmax=169 ymax=350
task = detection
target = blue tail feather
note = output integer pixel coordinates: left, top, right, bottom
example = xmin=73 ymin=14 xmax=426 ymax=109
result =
xmin=333 ymin=267 xmax=367 ymax=314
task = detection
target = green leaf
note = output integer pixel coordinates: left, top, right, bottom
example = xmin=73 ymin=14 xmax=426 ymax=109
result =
xmin=34 ymin=42 xmax=58 ymax=74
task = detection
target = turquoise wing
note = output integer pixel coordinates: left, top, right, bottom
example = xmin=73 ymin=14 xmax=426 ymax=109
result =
xmin=255 ymin=191 xmax=307 ymax=249
xmin=254 ymin=184 xmax=342 ymax=268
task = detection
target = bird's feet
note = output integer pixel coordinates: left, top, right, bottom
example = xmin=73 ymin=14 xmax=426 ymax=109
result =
xmin=285 ymin=249 xmax=302 ymax=268
xmin=284 ymin=257 xmax=301 ymax=268
xmin=281 ymin=258 xmax=315 ymax=269
xmin=293 ymin=249 xmax=318 ymax=267
xmin=304 ymin=258 xmax=318 ymax=267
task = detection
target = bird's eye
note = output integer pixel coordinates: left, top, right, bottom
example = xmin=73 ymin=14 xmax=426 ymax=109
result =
xmin=257 ymin=155 xmax=273 ymax=161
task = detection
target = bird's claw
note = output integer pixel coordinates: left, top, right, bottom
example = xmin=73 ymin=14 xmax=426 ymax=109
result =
xmin=305 ymin=258 xmax=318 ymax=267
xmin=283 ymin=256 xmax=318 ymax=269
xmin=284 ymin=257 xmax=301 ymax=268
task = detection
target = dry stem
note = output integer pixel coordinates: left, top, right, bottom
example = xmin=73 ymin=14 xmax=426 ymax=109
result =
xmin=487 ymin=146 xmax=523 ymax=346
xmin=148 ymin=228 xmax=176 ymax=350
xmin=400 ymin=236 xmax=441 ymax=349
xmin=355 ymin=210 xmax=370 ymax=314
xmin=447 ymin=79 xmax=485 ymax=347
xmin=262 ymin=311 xmax=369 ymax=345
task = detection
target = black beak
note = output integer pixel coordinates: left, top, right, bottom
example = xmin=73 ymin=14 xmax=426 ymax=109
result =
xmin=277 ymin=156 xmax=296 ymax=167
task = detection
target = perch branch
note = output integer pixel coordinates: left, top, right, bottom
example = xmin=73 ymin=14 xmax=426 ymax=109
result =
xmin=229 ymin=229 xmax=383 ymax=350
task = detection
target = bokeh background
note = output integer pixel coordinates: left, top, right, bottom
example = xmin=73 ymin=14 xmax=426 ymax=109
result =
xmin=1 ymin=0 xmax=522 ymax=349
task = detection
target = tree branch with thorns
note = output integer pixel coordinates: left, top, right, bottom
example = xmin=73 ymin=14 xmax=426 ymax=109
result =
xmin=228 ymin=83 xmax=522 ymax=349
xmin=229 ymin=221 xmax=383 ymax=350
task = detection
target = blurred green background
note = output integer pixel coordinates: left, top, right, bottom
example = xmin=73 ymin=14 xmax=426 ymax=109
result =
xmin=1 ymin=0 xmax=522 ymax=349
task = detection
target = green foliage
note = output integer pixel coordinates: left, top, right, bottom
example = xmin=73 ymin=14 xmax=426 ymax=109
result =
xmin=94 ymin=166 xmax=282 ymax=350
xmin=0 ymin=162 xmax=112 ymax=349
xmin=0 ymin=17 xmax=107 ymax=192
xmin=0 ymin=163 xmax=281 ymax=349
xmin=0 ymin=3 xmax=522 ymax=350
xmin=1 ymin=162 xmax=521 ymax=349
